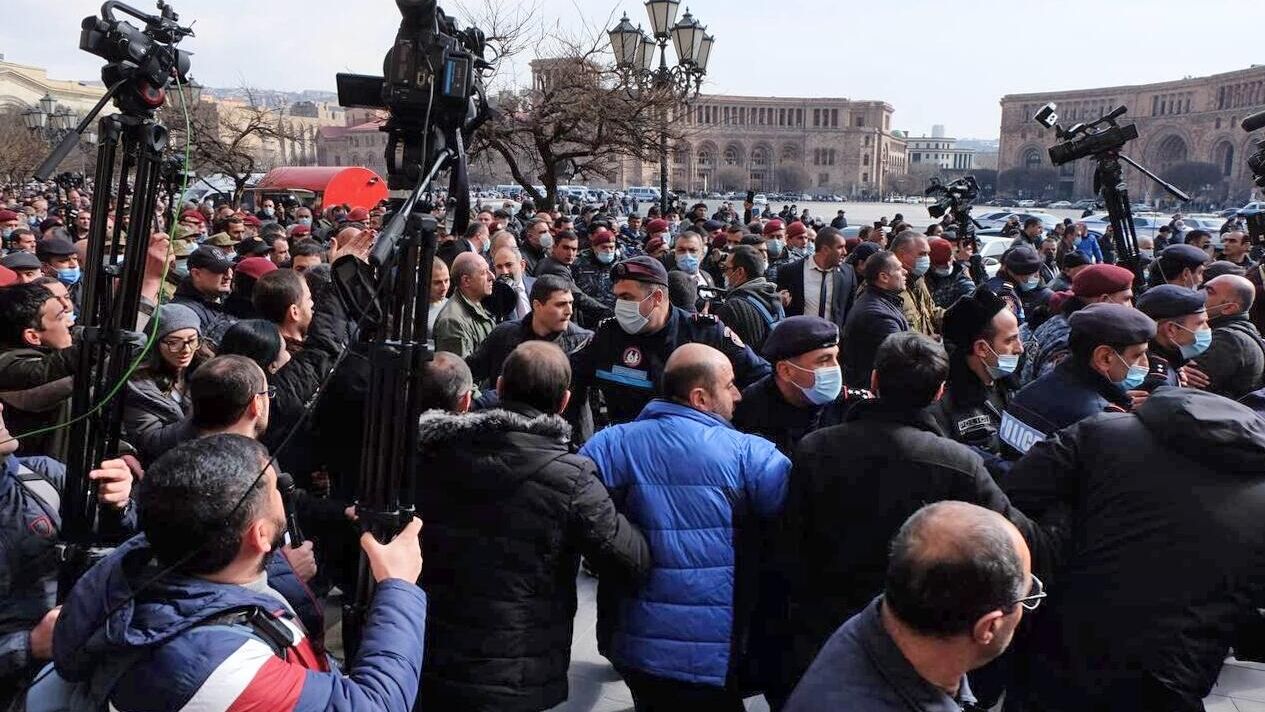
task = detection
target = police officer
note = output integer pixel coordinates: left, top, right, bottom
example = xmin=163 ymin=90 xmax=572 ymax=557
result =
xmin=732 ymin=316 xmax=871 ymax=456
xmin=1000 ymin=303 xmax=1155 ymax=458
xmin=571 ymin=227 xmax=619 ymax=315
xmin=985 ymin=245 xmax=1052 ymax=330
xmin=570 ymin=256 xmax=771 ymax=425
xmin=1148 ymin=243 xmax=1210 ymax=289
xmin=1136 ymin=284 xmax=1209 ymax=387
xmin=930 ymin=285 xmax=1021 ymax=456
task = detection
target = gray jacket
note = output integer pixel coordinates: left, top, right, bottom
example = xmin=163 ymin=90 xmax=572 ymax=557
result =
xmin=1201 ymin=314 xmax=1265 ymax=400
xmin=122 ymin=372 xmax=193 ymax=465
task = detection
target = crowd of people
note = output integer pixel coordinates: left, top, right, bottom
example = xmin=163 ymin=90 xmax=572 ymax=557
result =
xmin=2 ymin=173 xmax=1265 ymax=712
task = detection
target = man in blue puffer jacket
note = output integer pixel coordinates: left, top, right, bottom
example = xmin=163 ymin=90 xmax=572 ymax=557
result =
xmin=581 ymin=343 xmax=790 ymax=710
xmin=42 ymin=434 xmax=427 ymax=712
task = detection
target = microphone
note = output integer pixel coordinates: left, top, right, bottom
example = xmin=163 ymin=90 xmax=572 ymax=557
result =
xmin=1242 ymin=109 xmax=1265 ymax=133
xmin=276 ymin=472 xmax=305 ymax=547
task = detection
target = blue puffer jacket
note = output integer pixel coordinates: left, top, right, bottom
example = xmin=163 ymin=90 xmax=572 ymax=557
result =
xmin=579 ymin=399 xmax=790 ymax=687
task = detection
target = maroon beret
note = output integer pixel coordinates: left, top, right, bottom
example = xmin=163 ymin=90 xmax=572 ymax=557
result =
xmin=1071 ymin=264 xmax=1134 ymax=298
xmin=590 ymin=228 xmax=616 ymax=247
xmin=0 ymin=209 xmax=20 ymax=222
xmin=762 ymin=219 xmax=786 ymax=236
xmin=786 ymin=221 xmax=807 ymax=238
xmin=645 ymin=218 xmax=669 ymax=235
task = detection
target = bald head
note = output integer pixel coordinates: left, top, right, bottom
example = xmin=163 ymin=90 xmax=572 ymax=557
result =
xmin=885 ymin=501 xmax=1029 ymax=640
xmin=418 ymin=351 xmax=473 ymax=413
xmin=335 ymin=226 xmax=362 ymax=246
xmin=498 ymin=340 xmax=571 ymax=414
xmin=451 ymin=251 xmax=493 ymax=299
xmin=1205 ymin=274 xmax=1255 ymax=318
xmin=663 ymin=343 xmax=739 ymax=420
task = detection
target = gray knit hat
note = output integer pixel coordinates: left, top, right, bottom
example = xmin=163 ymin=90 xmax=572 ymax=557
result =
xmin=151 ymin=303 xmax=202 ymax=341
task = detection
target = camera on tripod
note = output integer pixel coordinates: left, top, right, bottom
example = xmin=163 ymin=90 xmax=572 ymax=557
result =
xmin=337 ymin=0 xmax=489 ymax=134
xmin=925 ymin=176 xmax=979 ymax=219
xmin=1033 ymin=103 xmax=1139 ymax=166
xmin=80 ymin=1 xmax=192 ymax=114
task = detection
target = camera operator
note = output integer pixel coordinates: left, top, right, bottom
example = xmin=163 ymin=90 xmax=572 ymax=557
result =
xmin=0 ymin=402 xmax=135 ymax=710
xmin=46 ymin=435 xmax=427 ymax=712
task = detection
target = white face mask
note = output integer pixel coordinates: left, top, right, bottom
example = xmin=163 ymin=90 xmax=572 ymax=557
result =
xmin=615 ymin=293 xmax=653 ymax=334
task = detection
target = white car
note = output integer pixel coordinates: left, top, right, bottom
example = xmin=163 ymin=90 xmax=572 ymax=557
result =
xmin=753 ymin=193 xmax=769 ymax=205
xmin=1017 ymin=199 xmax=1038 ymax=208
xmin=1048 ymin=200 xmax=1074 ymax=209
xmin=979 ymin=236 xmax=1011 ymax=279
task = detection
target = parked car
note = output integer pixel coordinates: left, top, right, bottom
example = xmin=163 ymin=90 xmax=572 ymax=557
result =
xmin=1072 ymin=199 xmax=1098 ymax=210
xmin=1016 ymin=199 xmax=1037 ymax=208
xmin=1048 ymin=200 xmax=1074 ymax=209
xmin=753 ymin=193 xmax=769 ymax=205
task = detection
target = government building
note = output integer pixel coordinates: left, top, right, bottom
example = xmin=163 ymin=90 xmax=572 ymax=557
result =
xmin=999 ymin=65 xmax=1265 ymax=202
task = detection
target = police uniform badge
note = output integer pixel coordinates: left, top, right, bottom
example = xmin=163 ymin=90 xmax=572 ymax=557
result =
xmin=621 ymin=346 xmax=643 ymax=368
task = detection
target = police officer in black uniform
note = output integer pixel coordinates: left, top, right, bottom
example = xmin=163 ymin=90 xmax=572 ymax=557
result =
xmin=1136 ymin=284 xmax=1209 ymax=388
xmin=732 ymin=316 xmax=872 ymax=456
xmin=929 ymin=285 xmax=1022 ymax=457
xmin=1000 ymin=303 xmax=1156 ymax=458
xmin=570 ymin=256 xmax=771 ymax=425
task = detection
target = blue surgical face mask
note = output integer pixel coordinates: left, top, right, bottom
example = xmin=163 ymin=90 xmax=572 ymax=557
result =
xmin=767 ymin=239 xmax=785 ymax=258
xmin=677 ymin=253 xmax=700 ymax=274
xmin=1112 ymin=352 xmax=1147 ymax=390
xmin=297 ymin=217 xmax=312 ymax=227
xmin=1139 ymin=249 xmax=1153 ymax=259
xmin=984 ymin=343 xmax=1019 ymax=379
xmin=56 ymin=267 xmax=81 ymax=286
xmin=1 ymin=227 xmax=12 ymax=240
xmin=262 ymin=208 xmax=275 ymax=217
xmin=1019 ymin=274 xmax=1040 ymax=291
xmin=932 ymin=265 xmax=953 ymax=277
xmin=596 ymin=250 xmax=614 ymax=265
xmin=911 ymin=255 xmax=931 ymax=277
xmin=790 ymin=363 xmax=843 ymax=405
xmin=615 ymin=293 xmax=653 ymax=334
xmin=1177 ymin=324 xmax=1213 ymax=360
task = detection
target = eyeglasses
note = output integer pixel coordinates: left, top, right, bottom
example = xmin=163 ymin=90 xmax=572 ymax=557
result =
xmin=1011 ymin=573 xmax=1047 ymax=611
xmin=160 ymin=335 xmax=201 ymax=352
xmin=257 ymin=385 xmax=277 ymax=400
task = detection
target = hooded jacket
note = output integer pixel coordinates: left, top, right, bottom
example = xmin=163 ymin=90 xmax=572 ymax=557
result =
xmin=414 ymin=403 xmax=651 ymax=711
xmin=714 ymin=277 xmax=785 ymax=354
xmin=1003 ymin=388 xmax=1265 ymax=711
xmin=50 ymin=535 xmax=426 ymax=712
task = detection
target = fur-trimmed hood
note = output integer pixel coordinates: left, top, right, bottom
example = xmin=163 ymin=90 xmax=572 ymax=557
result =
xmin=416 ymin=403 xmax=574 ymax=494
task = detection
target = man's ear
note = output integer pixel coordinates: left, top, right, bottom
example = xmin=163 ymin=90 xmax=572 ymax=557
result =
xmin=21 ymin=327 xmax=41 ymax=349
xmin=457 ymin=391 xmax=473 ymax=414
xmin=971 ymin=609 xmax=1007 ymax=646
xmin=557 ymin=389 xmax=571 ymax=416
xmin=869 ymin=370 xmax=880 ymax=396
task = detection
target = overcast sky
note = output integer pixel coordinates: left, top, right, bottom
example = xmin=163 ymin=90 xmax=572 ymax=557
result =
xmin=3 ymin=0 xmax=1258 ymax=139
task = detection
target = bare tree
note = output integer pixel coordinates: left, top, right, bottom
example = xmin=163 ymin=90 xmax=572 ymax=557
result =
xmin=0 ymin=110 xmax=52 ymax=183
xmin=466 ymin=5 xmax=694 ymax=210
xmin=163 ymin=87 xmax=305 ymax=204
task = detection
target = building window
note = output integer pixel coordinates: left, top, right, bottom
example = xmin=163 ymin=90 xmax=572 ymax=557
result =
xmin=865 ymin=135 xmax=872 ymax=147
xmin=828 ymin=149 xmax=837 ymax=166
xmin=818 ymin=172 xmax=829 ymax=186
xmin=831 ymin=109 xmax=839 ymax=128
xmin=855 ymin=115 xmax=865 ymax=127
xmin=863 ymin=154 xmax=870 ymax=166
xmin=1023 ymin=148 xmax=1043 ymax=170
xmin=862 ymin=172 xmax=870 ymax=183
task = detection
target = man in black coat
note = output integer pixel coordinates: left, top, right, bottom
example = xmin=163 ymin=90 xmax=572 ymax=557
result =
xmin=841 ymin=251 xmax=909 ymax=388
xmin=776 ymin=227 xmax=856 ymax=331
xmin=414 ymin=341 xmax=652 ymax=712
xmin=772 ymin=331 xmax=1037 ymax=704
xmin=1002 ymin=388 xmax=1265 ymax=712
xmin=714 ymin=245 xmax=784 ymax=354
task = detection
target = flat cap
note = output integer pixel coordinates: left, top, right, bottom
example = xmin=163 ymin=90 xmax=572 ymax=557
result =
xmin=762 ymin=219 xmax=786 ymax=236
xmin=206 ymin=232 xmax=236 ymax=246
xmin=1069 ymin=303 xmax=1156 ymax=348
xmin=610 ymin=255 xmax=669 ymax=286
xmin=645 ymin=218 xmax=669 ymax=235
xmin=762 ymin=316 xmax=840 ymax=362
xmin=1 ymin=251 xmax=41 ymax=270
xmin=1002 ymin=245 xmax=1042 ymax=275
xmin=1161 ymin=243 xmax=1210 ymax=269
xmin=36 ymin=236 xmax=76 ymax=260
xmin=943 ymin=285 xmax=1007 ymax=348
xmin=702 ymin=219 xmax=725 ymax=232
xmin=234 ymin=236 xmax=271 ymax=259
xmin=1203 ymin=260 xmax=1247 ymax=281
xmin=1060 ymin=251 xmax=1090 ymax=270
xmin=186 ymin=245 xmax=234 ymax=273
xmin=1071 ymin=264 xmax=1134 ymax=298
xmin=1136 ymin=284 xmax=1206 ymax=321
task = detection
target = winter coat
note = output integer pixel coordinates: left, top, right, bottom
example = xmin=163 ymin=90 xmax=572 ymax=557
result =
xmin=121 ymin=370 xmax=191 ymax=466
xmin=900 ymin=276 xmax=943 ymax=337
xmin=1200 ymin=313 xmax=1265 ymax=399
xmin=414 ymin=403 xmax=651 ymax=711
xmin=171 ymin=279 xmax=238 ymax=347
xmin=776 ymin=399 xmax=1035 ymax=694
xmin=841 ymin=286 xmax=909 ymax=388
xmin=713 ymin=277 xmax=786 ymax=354
xmin=924 ymin=264 xmax=976 ymax=309
xmin=1001 ymin=358 xmax=1132 ymax=458
xmin=50 ymin=535 xmax=423 ymax=712
xmin=434 ymin=294 xmax=497 ymax=359
xmin=0 ymin=344 xmax=79 ymax=459
xmin=579 ymin=399 xmax=790 ymax=687
xmin=1003 ymin=388 xmax=1265 ymax=711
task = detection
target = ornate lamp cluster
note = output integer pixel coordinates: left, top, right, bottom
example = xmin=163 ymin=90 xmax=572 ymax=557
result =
xmin=608 ymin=1 xmax=713 ymax=99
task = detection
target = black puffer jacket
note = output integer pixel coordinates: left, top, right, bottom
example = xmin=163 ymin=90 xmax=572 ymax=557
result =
xmin=414 ymin=402 xmax=652 ymax=712
xmin=1003 ymin=388 xmax=1265 ymax=711
xmin=714 ymin=277 xmax=784 ymax=354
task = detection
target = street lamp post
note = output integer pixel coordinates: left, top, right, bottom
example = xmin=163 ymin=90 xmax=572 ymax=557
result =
xmin=24 ymin=92 xmax=81 ymax=148
xmin=610 ymin=1 xmax=714 ymax=215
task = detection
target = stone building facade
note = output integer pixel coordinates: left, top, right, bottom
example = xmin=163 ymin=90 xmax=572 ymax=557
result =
xmin=661 ymin=95 xmax=906 ymax=197
xmin=0 ymin=57 xmax=109 ymax=117
xmin=999 ymin=65 xmax=1265 ymax=202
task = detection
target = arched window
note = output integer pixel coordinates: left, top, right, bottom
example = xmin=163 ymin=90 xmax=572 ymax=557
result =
xmin=1215 ymin=142 xmax=1235 ymax=177
xmin=1023 ymin=149 xmax=1043 ymax=170
xmin=724 ymin=145 xmax=741 ymax=166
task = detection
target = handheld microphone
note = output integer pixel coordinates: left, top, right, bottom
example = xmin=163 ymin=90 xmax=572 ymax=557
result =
xmin=276 ymin=472 xmax=305 ymax=547
xmin=1242 ymin=109 xmax=1265 ymax=133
